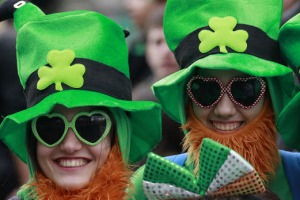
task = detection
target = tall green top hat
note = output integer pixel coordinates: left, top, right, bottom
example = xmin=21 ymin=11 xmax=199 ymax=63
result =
xmin=152 ymin=0 xmax=296 ymax=126
xmin=277 ymin=13 xmax=300 ymax=151
xmin=0 ymin=0 xmax=162 ymax=164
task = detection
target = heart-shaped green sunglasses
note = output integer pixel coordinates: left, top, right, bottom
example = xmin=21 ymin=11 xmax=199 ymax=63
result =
xmin=31 ymin=110 xmax=112 ymax=147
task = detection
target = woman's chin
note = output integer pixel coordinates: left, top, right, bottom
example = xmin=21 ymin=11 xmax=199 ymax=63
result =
xmin=55 ymin=179 xmax=89 ymax=191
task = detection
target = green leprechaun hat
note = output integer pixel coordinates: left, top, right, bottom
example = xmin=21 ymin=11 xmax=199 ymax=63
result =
xmin=0 ymin=0 xmax=162 ymax=164
xmin=277 ymin=13 xmax=300 ymax=151
xmin=152 ymin=0 xmax=297 ymax=126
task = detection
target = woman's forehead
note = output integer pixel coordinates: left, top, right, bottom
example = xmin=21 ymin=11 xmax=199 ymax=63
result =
xmin=196 ymin=68 xmax=249 ymax=78
xmin=51 ymin=105 xmax=95 ymax=115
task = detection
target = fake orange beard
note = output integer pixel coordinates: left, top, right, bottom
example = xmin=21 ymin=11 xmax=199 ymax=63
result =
xmin=27 ymin=144 xmax=132 ymax=200
xmin=182 ymin=99 xmax=279 ymax=183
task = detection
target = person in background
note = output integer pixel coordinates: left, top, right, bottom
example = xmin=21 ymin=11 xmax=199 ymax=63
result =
xmin=123 ymin=0 xmax=166 ymax=87
xmin=0 ymin=11 xmax=28 ymax=200
xmin=0 ymin=0 xmax=161 ymax=199
xmin=130 ymin=0 xmax=300 ymax=199
xmin=282 ymin=0 xmax=300 ymax=25
xmin=132 ymin=6 xmax=183 ymax=157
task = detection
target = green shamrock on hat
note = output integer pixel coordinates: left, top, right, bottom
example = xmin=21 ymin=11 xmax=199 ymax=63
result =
xmin=199 ymin=16 xmax=249 ymax=53
xmin=37 ymin=50 xmax=86 ymax=91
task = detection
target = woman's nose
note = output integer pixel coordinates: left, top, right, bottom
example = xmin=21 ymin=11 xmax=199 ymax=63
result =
xmin=213 ymin=93 xmax=237 ymax=118
xmin=59 ymin=128 xmax=83 ymax=153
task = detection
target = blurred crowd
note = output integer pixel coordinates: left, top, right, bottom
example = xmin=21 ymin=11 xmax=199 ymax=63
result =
xmin=0 ymin=0 xmax=299 ymax=199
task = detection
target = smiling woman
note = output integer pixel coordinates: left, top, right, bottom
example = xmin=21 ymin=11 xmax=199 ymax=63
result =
xmin=27 ymin=106 xmax=114 ymax=191
xmin=130 ymin=0 xmax=300 ymax=199
xmin=0 ymin=0 xmax=162 ymax=199
xmin=188 ymin=69 xmax=266 ymax=133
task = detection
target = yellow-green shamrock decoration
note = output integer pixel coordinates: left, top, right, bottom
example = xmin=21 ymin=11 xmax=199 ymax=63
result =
xmin=37 ymin=50 xmax=86 ymax=91
xmin=199 ymin=16 xmax=249 ymax=53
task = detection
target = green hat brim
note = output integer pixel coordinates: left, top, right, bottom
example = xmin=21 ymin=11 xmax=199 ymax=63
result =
xmin=0 ymin=90 xmax=162 ymax=164
xmin=279 ymin=13 xmax=300 ymax=74
xmin=277 ymin=91 xmax=300 ymax=151
xmin=153 ymin=53 xmax=293 ymax=124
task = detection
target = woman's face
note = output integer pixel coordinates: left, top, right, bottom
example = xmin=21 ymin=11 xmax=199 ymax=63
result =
xmin=36 ymin=105 xmax=112 ymax=190
xmin=190 ymin=69 xmax=265 ymax=134
xmin=146 ymin=27 xmax=180 ymax=79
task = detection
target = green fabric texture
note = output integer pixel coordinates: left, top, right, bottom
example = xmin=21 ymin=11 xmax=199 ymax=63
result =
xmin=277 ymin=13 xmax=300 ymax=151
xmin=279 ymin=13 xmax=300 ymax=73
xmin=277 ymin=92 xmax=300 ymax=150
xmin=164 ymin=0 xmax=282 ymax=52
xmin=0 ymin=2 xmax=162 ymax=166
xmin=130 ymin=165 xmax=146 ymax=200
xmin=14 ymin=3 xmax=130 ymax=88
xmin=152 ymin=0 xmax=298 ymax=149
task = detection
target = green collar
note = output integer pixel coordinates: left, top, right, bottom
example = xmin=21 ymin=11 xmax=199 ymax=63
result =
xmin=268 ymin=158 xmax=293 ymax=200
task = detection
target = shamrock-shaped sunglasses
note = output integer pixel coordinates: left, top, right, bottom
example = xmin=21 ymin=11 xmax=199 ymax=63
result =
xmin=31 ymin=110 xmax=112 ymax=147
xmin=187 ymin=76 xmax=267 ymax=109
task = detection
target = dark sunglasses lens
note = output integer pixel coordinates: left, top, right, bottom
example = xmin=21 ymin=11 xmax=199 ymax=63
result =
xmin=231 ymin=79 xmax=262 ymax=106
xmin=75 ymin=114 xmax=108 ymax=143
xmin=190 ymin=79 xmax=221 ymax=106
xmin=35 ymin=116 xmax=65 ymax=145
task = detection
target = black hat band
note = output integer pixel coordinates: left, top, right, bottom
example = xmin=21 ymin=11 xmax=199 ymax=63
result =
xmin=174 ymin=24 xmax=286 ymax=69
xmin=25 ymin=58 xmax=132 ymax=107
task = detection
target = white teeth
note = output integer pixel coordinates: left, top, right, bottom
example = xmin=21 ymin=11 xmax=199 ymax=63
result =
xmin=59 ymin=159 xmax=87 ymax=167
xmin=212 ymin=122 xmax=241 ymax=131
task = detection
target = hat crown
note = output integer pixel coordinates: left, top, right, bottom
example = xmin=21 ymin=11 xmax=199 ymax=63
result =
xmin=164 ymin=0 xmax=283 ymax=51
xmin=14 ymin=3 xmax=129 ymax=88
xmin=14 ymin=2 xmax=45 ymax=31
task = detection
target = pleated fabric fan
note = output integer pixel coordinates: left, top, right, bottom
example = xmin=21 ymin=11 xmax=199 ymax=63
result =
xmin=143 ymin=138 xmax=265 ymax=199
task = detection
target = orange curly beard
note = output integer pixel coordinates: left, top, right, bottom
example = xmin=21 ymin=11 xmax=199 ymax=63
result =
xmin=183 ymin=98 xmax=279 ymax=183
xmin=27 ymin=144 xmax=132 ymax=200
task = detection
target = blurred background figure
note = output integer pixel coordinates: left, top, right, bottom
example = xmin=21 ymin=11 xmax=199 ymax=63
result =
xmin=52 ymin=0 xmax=126 ymax=20
xmin=132 ymin=6 xmax=180 ymax=101
xmin=282 ymin=0 xmax=300 ymax=24
xmin=124 ymin=0 xmax=166 ymax=87
xmin=132 ymin=6 xmax=183 ymax=157
xmin=0 ymin=15 xmax=29 ymax=200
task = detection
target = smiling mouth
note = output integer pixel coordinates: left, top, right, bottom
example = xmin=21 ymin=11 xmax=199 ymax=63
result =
xmin=212 ymin=122 xmax=243 ymax=131
xmin=56 ymin=159 xmax=90 ymax=168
